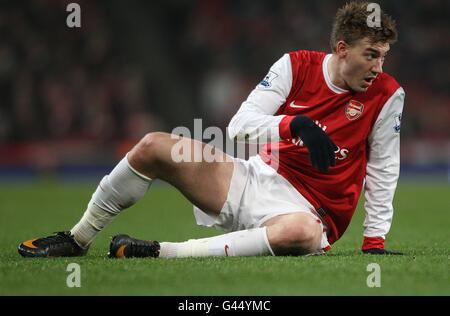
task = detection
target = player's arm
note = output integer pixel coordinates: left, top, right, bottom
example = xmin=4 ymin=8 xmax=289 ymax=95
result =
xmin=228 ymin=54 xmax=292 ymax=143
xmin=228 ymin=54 xmax=336 ymax=172
xmin=362 ymin=87 xmax=405 ymax=255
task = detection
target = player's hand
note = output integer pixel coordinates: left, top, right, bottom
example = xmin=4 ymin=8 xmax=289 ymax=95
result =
xmin=290 ymin=115 xmax=337 ymax=173
xmin=362 ymin=248 xmax=403 ymax=255
xmin=361 ymin=236 xmax=403 ymax=255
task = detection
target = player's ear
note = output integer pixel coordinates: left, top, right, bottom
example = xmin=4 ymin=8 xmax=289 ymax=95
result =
xmin=335 ymin=40 xmax=348 ymax=58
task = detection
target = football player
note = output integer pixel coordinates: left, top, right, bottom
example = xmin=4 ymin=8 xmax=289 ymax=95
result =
xmin=19 ymin=1 xmax=403 ymax=258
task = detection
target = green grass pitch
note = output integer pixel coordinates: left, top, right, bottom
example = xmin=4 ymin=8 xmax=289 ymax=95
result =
xmin=0 ymin=180 xmax=449 ymax=295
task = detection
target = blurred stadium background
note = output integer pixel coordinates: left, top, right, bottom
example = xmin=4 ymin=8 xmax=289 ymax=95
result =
xmin=0 ymin=0 xmax=448 ymax=183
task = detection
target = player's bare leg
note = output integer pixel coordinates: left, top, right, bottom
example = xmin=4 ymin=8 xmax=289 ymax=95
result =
xmin=127 ymin=132 xmax=234 ymax=215
xmin=262 ymin=212 xmax=323 ymax=255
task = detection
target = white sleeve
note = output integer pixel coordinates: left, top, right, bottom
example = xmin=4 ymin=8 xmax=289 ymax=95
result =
xmin=363 ymin=87 xmax=405 ymax=238
xmin=227 ymin=54 xmax=292 ymax=143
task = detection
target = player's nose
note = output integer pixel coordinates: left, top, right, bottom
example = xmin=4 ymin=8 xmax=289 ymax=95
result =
xmin=372 ymin=58 xmax=383 ymax=74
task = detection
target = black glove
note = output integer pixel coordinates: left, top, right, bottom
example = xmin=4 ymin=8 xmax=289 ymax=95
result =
xmin=362 ymin=248 xmax=404 ymax=255
xmin=290 ymin=115 xmax=337 ymax=173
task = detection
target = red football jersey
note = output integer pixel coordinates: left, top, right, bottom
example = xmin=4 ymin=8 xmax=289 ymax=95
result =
xmin=258 ymin=50 xmax=401 ymax=244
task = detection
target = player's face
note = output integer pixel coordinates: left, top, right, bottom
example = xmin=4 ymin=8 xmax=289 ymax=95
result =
xmin=341 ymin=38 xmax=390 ymax=92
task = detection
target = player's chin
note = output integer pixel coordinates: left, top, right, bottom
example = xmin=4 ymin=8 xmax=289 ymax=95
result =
xmin=352 ymin=82 xmax=369 ymax=92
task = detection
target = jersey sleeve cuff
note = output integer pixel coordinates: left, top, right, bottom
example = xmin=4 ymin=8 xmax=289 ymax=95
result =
xmin=279 ymin=115 xmax=295 ymax=140
xmin=362 ymin=236 xmax=385 ymax=250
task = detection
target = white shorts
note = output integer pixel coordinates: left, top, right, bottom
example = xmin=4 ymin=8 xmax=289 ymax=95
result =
xmin=193 ymin=155 xmax=330 ymax=251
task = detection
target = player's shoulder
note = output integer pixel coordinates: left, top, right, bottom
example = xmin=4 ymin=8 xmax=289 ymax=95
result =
xmin=288 ymin=50 xmax=326 ymax=66
xmin=370 ymin=72 xmax=404 ymax=98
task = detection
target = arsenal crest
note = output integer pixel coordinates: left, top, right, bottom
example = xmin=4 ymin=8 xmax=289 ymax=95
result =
xmin=345 ymin=100 xmax=364 ymax=120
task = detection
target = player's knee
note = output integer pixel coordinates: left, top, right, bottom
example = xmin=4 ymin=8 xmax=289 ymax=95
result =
xmin=131 ymin=132 xmax=168 ymax=166
xmin=268 ymin=214 xmax=321 ymax=255
xmin=285 ymin=217 xmax=319 ymax=245
xmin=140 ymin=132 xmax=168 ymax=153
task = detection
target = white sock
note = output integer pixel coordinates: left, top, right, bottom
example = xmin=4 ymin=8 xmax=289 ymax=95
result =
xmin=70 ymin=202 xmax=114 ymax=249
xmin=159 ymin=227 xmax=275 ymax=258
xmin=71 ymin=154 xmax=152 ymax=247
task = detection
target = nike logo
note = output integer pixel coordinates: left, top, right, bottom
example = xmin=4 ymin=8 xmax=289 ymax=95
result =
xmin=23 ymin=239 xmax=38 ymax=249
xmin=224 ymin=244 xmax=229 ymax=256
xmin=115 ymin=245 xmax=127 ymax=258
xmin=289 ymin=101 xmax=309 ymax=109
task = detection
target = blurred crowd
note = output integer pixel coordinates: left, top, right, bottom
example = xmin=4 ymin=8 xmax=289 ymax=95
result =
xmin=0 ymin=0 xmax=449 ymax=164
